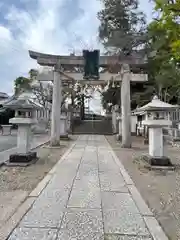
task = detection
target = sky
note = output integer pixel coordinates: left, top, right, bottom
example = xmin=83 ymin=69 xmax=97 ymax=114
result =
xmin=0 ymin=0 xmax=153 ymax=95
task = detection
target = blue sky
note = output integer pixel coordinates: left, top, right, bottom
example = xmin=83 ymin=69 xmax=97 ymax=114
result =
xmin=0 ymin=0 xmax=153 ymax=95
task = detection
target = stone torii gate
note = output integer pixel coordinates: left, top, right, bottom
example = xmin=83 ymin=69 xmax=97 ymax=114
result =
xmin=29 ymin=50 xmax=148 ymax=147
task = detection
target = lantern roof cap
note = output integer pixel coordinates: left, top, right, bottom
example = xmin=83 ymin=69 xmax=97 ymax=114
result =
xmin=134 ymin=95 xmax=179 ymax=113
xmin=4 ymin=93 xmax=42 ymax=110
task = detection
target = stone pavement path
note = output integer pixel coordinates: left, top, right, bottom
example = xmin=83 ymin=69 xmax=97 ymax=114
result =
xmin=7 ymin=135 xmax=168 ymax=240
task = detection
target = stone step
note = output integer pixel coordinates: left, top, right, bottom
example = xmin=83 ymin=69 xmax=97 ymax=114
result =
xmin=73 ymin=120 xmax=112 ymax=135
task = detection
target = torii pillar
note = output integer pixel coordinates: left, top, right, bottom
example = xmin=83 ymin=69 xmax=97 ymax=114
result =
xmin=121 ymin=64 xmax=131 ymax=148
xmin=50 ymin=69 xmax=62 ymax=146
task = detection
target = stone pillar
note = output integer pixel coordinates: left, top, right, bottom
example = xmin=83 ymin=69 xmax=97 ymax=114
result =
xmin=17 ymin=125 xmax=32 ymax=153
xmin=50 ymin=71 xmax=62 ymax=146
xmin=116 ymin=116 xmax=122 ymax=140
xmin=131 ymin=115 xmax=137 ymax=135
xmin=149 ymin=127 xmax=163 ymax=157
xmin=121 ymin=64 xmax=131 ymax=148
xmin=60 ymin=114 xmax=68 ymax=138
xmin=112 ymin=107 xmax=116 ymax=133
xmin=67 ymin=111 xmax=71 ymax=132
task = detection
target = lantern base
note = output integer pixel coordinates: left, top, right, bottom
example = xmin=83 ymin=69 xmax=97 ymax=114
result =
xmin=145 ymin=155 xmax=173 ymax=167
xmin=6 ymin=152 xmax=37 ymax=166
xmin=60 ymin=134 xmax=70 ymax=140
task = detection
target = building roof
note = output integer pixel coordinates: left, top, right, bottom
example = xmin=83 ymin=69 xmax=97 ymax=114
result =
xmin=0 ymin=92 xmax=9 ymax=99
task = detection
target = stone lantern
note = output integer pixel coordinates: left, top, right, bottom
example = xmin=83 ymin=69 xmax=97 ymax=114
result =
xmin=4 ymin=95 xmax=40 ymax=164
xmin=140 ymin=96 xmax=178 ymax=166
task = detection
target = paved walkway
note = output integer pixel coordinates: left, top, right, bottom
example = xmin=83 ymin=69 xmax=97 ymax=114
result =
xmin=0 ymin=134 xmax=17 ymax=152
xmin=7 ymin=135 xmax=168 ymax=240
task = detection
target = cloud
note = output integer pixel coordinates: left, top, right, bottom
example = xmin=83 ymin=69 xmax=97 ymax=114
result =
xmin=0 ymin=0 xmax=152 ymax=95
xmin=0 ymin=0 xmax=102 ymax=95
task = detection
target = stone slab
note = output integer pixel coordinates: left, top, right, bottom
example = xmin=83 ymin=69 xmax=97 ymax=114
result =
xmin=68 ymin=187 xmax=101 ymax=209
xmin=20 ymin=190 xmax=69 ymax=228
xmin=45 ymin=177 xmax=74 ymax=192
xmin=76 ymin=169 xmax=99 ymax=180
xmin=99 ymin=172 xmax=128 ymax=192
xmin=102 ymin=192 xmax=139 ymax=214
xmin=103 ymin=209 xmax=150 ymax=236
xmin=55 ymin=161 xmax=80 ymax=175
xmin=0 ymin=197 xmax=36 ymax=240
xmin=8 ymin=227 xmax=58 ymax=240
xmin=19 ymin=204 xmax=64 ymax=228
xmin=73 ymin=176 xmax=100 ymax=189
xmin=58 ymin=209 xmax=103 ymax=239
xmin=46 ymin=166 xmax=79 ymax=190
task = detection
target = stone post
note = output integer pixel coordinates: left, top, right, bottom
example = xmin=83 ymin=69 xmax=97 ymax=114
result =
xmin=17 ymin=124 xmax=32 ymax=153
xmin=131 ymin=115 xmax=137 ymax=135
xmin=116 ymin=115 xmax=122 ymax=140
xmin=67 ymin=111 xmax=71 ymax=132
xmin=9 ymin=116 xmax=37 ymax=164
xmin=60 ymin=114 xmax=68 ymax=138
xmin=112 ymin=106 xmax=116 ymax=133
xmin=149 ymin=127 xmax=163 ymax=157
xmin=50 ymin=70 xmax=62 ymax=146
xmin=121 ymin=64 xmax=131 ymax=148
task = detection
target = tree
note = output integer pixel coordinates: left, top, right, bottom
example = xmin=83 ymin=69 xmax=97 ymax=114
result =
xmin=101 ymin=82 xmax=120 ymax=110
xmin=97 ymin=0 xmax=149 ymax=110
xmin=152 ymin=0 xmax=180 ymax=61
xmin=98 ymin=0 xmax=146 ymax=54
xmin=31 ymin=81 xmax=53 ymax=107
xmin=146 ymin=0 xmax=180 ymax=103
xmin=14 ymin=76 xmax=32 ymax=95
xmin=29 ymin=69 xmax=38 ymax=80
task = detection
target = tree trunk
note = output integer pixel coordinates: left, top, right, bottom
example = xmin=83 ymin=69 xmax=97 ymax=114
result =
xmin=81 ymin=94 xmax=85 ymax=120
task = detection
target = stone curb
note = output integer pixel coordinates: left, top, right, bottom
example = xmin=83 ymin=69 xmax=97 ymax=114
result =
xmin=144 ymin=216 xmax=169 ymax=240
xmin=104 ymin=137 xmax=168 ymax=240
xmin=127 ymin=185 xmax=153 ymax=216
xmin=29 ymin=174 xmax=53 ymax=197
xmin=110 ymin=150 xmax=134 ymax=185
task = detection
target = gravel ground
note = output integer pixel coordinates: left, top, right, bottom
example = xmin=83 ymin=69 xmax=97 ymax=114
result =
xmin=0 ymin=136 xmax=77 ymax=228
xmin=0 ymin=136 xmax=77 ymax=192
xmin=106 ymin=135 xmax=179 ymax=240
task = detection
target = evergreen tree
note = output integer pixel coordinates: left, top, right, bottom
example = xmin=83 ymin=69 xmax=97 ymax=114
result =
xmin=98 ymin=0 xmax=147 ymax=54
